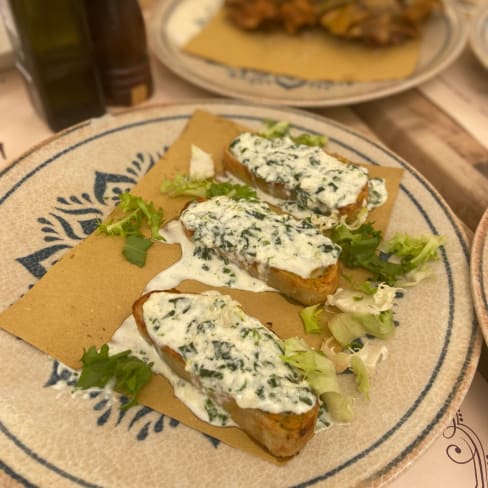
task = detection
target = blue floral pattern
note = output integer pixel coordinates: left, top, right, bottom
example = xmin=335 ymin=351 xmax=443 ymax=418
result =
xmin=16 ymin=150 xmax=164 ymax=282
xmin=43 ymin=360 xmax=220 ymax=448
xmin=0 ymin=106 xmax=478 ymax=488
xmin=223 ymin=66 xmax=351 ymax=91
xmin=24 ymin=144 xmax=219 ymax=448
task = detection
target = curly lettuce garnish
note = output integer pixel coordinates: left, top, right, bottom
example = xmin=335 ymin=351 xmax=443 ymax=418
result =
xmin=382 ymin=233 xmax=445 ymax=284
xmin=299 ymin=281 xmax=396 ymax=399
xmin=350 ymin=355 xmax=370 ymax=399
xmin=299 ymin=303 xmax=324 ymax=334
xmin=97 ymin=192 xmax=165 ymax=267
xmin=320 ymin=337 xmax=388 ymax=399
xmin=331 ymin=223 xmax=402 ymax=284
xmin=331 ymin=223 xmax=445 ymax=285
xmin=160 ymin=175 xmax=257 ymax=201
xmin=299 ymin=282 xmax=399 ymax=336
xmin=282 ymin=337 xmax=354 ymax=423
xmin=328 ymin=310 xmax=395 ymax=347
xmin=327 ymin=283 xmax=400 ymax=315
xmin=258 ymin=119 xmax=327 ymax=147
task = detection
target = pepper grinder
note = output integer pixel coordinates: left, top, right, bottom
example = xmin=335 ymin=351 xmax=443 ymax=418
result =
xmin=84 ymin=0 xmax=153 ymax=107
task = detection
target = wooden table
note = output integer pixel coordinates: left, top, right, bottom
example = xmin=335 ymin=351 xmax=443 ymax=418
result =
xmin=0 ymin=3 xmax=487 ymax=487
xmin=353 ymin=47 xmax=488 ymax=232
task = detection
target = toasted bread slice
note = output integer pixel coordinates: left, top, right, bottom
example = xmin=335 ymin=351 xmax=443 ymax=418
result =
xmin=133 ymin=290 xmax=319 ymax=458
xmin=223 ymin=132 xmax=369 ymax=219
xmin=179 ymin=196 xmax=341 ymax=305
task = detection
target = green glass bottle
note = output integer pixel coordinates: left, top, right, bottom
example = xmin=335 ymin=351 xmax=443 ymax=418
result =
xmin=0 ymin=0 xmax=106 ymax=131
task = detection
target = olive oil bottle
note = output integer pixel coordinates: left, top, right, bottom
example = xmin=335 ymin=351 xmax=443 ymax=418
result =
xmin=0 ymin=0 xmax=105 ymax=131
xmin=84 ymin=0 xmax=153 ymax=107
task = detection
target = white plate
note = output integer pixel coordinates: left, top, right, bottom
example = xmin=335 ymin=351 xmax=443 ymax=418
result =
xmin=149 ymin=0 xmax=467 ymax=107
xmin=0 ymin=12 xmax=14 ymax=71
xmin=469 ymin=2 xmax=488 ymax=69
xmin=471 ymin=208 xmax=488 ymax=344
xmin=0 ymin=101 xmax=480 ymax=487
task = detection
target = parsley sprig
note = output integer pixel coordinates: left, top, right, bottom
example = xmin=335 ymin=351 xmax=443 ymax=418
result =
xmin=332 ymin=223 xmax=403 ymax=284
xmin=76 ymin=344 xmax=153 ymax=410
xmin=97 ymin=192 xmax=165 ymax=267
xmin=331 ymin=223 xmax=444 ymax=285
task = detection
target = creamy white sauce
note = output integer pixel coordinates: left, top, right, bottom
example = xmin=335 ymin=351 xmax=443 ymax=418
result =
xmin=320 ymin=335 xmax=389 ymax=377
xmin=327 ymin=283 xmax=399 ymax=315
xmin=146 ymin=220 xmax=273 ymax=293
xmin=117 ymin=207 xmax=325 ymax=427
xmin=222 ymin=172 xmax=367 ymax=231
xmin=229 ymin=133 xmax=369 ymax=214
xmin=189 ymin=145 xmax=215 ymax=179
xmin=367 ymin=177 xmax=388 ymax=210
xmin=354 ymin=338 xmax=389 ymax=375
xmin=102 ymin=133 xmax=390 ymax=434
xmin=180 ymin=196 xmax=341 ymax=279
xmin=109 ymin=315 xmax=236 ymax=427
xmin=141 ymin=290 xmax=317 ymax=415
xmin=69 ymin=129 xmax=394 ymax=435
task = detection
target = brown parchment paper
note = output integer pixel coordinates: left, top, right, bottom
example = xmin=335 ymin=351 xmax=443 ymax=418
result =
xmin=0 ymin=110 xmax=403 ymax=463
xmin=182 ymin=9 xmax=421 ymax=82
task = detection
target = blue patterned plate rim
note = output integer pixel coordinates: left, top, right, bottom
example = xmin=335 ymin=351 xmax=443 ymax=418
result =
xmin=0 ymin=100 xmax=480 ymax=487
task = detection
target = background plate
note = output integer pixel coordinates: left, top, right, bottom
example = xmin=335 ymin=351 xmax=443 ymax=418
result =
xmin=0 ymin=101 xmax=480 ymax=487
xmin=471 ymin=208 xmax=488 ymax=345
xmin=469 ymin=2 xmax=488 ymax=69
xmin=149 ymin=0 xmax=467 ymax=107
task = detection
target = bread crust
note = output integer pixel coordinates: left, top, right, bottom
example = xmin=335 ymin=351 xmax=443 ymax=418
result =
xmin=179 ymin=200 xmax=341 ymax=305
xmin=223 ymin=145 xmax=368 ymax=218
xmin=133 ymin=290 xmax=319 ymax=458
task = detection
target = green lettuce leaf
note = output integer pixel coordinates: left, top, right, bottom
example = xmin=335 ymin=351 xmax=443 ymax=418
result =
xmin=160 ymin=175 xmax=209 ymax=198
xmin=282 ymin=337 xmax=353 ymax=422
xmin=117 ymin=192 xmax=164 ymax=241
xmin=332 ymin=223 xmax=445 ymax=285
xmin=331 ymin=223 xmax=403 ymax=284
xmin=299 ymin=303 xmax=323 ymax=334
xmin=350 ymin=355 xmax=370 ymax=398
xmin=321 ymin=391 xmax=354 ymax=423
xmin=76 ymin=344 xmax=153 ymax=410
xmin=97 ymin=192 xmax=165 ymax=266
xmin=258 ymin=119 xmax=327 ymax=147
xmin=327 ymin=310 xmax=395 ymax=347
xmin=327 ymin=283 xmax=399 ymax=315
xmin=160 ymin=175 xmax=257 ymax=200
xmin=258 ymin=119 xmax=291 ymax=139
xmin=382 ymin=233 xmax=445 ymax=270
xmin=123 ymin=236 xmax=153 ymax=268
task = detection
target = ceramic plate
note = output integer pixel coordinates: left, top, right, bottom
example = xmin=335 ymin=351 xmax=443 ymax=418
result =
xmin=0 ymin=12 xmax=14 ymax=71
xmin=149 ymin=0 xmax=467 ymax=107
xmin=469 ymin=2 xmax=488 ymax=69
xmin=471 ymin=208 xmax=488 ymax=344
xmin=0 ymin=101 xmax=480 ymax=487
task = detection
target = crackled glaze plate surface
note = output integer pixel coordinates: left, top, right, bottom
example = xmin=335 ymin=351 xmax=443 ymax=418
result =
xmin=149 ymin=0 xmax=466 ymax=107
xmin=471 ymin=208 xmax=488 ymax=344
xmin=0 ymin=101 xmax=480 ymax=487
